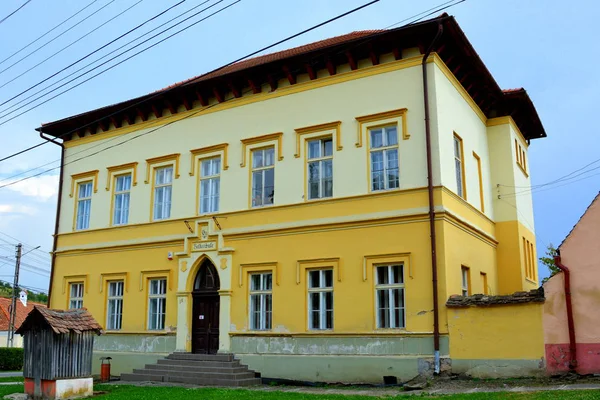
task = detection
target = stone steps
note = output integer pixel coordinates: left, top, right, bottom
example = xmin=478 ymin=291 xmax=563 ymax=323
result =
xmin=120 ymin=353 xmax=261 ymax=387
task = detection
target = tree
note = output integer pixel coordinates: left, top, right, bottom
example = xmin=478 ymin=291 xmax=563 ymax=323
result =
xmin=540 ymin=244 xmax=560 ymax=285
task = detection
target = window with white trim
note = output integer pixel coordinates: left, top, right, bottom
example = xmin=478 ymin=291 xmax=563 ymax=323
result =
xmin=307 ymin=138 xmax=333 ymax=200
xmin=69 ymin=283 xmax=84 ymax=309
xmin=454 ymin=134 xmax=465 ymax=198
xmin=249 ymin=272 xmax=272 ymax=330
xmin=199 ymin=157 xmax=220 ymax=214
xmin=148 ymin=279 xmax=166 ymax=330
xmin=106 ymin=281 xmax=124 ymax=330
xmin=461 ymin=266 xmax=470 ymax=296
xmin=113 ymin=174 xmax=132 ymax=225
xmin=375 ymin=265 xmax=405 ymax=329
xmin=153 ymin=166 xmax=173 ymax=220
xmin=76 ymin=181 xmax=93 ymax=230
xmin=370 ymin=126 xmax=399 ymax=191
xmin=251 ymin=148 xmax=275 ymax=207
xmin=308 ymin=269 xmax=333 ymax=330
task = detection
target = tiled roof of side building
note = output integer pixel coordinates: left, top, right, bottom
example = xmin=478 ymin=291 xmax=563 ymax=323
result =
xmin=0 ymin=297 xmax=45 ymax=331
xmin=16 ymin=306 xmax=103 ymax=335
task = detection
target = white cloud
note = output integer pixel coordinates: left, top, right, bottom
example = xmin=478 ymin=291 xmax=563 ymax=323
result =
xmin=0 ymin=204 xmax=38 ymax=215
xmin=4 ymin=175 xmax=59 ymax=201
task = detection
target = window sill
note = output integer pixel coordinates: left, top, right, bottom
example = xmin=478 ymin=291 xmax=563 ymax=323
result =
xmin=525 ymin=278 xmax=537 ymax=285
xmin=517 ymin=162 xmax=529 ymax=178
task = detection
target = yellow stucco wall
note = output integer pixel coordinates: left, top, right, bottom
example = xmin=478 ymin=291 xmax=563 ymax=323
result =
xmin=447 ymin=303 xmax=544 ymax=360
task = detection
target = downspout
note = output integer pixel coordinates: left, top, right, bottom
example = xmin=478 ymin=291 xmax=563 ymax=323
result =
xmin=38 ymin=130 xmax=64 ymax=308
xmin=422 ymin=22 xmax=444 ymax=375
xmin=554 ymin=253 xmax=578 ymax=372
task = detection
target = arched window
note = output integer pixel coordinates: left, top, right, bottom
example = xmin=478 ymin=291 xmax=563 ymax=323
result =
xmin=193 ymin=260 xmax=220 ymax=292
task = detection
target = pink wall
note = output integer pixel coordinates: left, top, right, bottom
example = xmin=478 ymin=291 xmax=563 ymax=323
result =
xmin=544 ymin=194 xmax=600 ymax=374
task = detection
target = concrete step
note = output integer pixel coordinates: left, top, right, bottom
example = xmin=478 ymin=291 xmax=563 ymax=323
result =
xmin=166 ymin=353 xmax=235 ymax=362
xmin=132 ymin=368 xmax=256 ymax=381
xmin=157 ymin=359 xmax=241 ymax=368
xmin=121 ymin=373 xmax=164 ymax=382
xmin=145 ymin=363 xmax=249 ymax=374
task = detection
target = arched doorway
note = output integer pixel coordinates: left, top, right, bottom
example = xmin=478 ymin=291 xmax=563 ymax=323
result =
xmin=191 ymin=259 xmax=220 ymax=354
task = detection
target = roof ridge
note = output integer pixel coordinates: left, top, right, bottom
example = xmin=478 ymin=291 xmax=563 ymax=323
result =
xmin=560 ymin=191 xmax=600 ymax=249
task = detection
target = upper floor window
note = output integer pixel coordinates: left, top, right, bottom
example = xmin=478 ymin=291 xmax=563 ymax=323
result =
xmin=480 ymin=272 xmax=488 ymax=295
xmin=523 ymin=237 xmax=536 ymax=281
xmin=200 ymin=157 xmax=221 ymax=214
xmin=375 ymin=264 xmax=405 ymax=329
xmin=461 ymin=266 xmax=470 ymax=296
xmin=153 ymin=166 xmax=173 ymax=220
xmin=453 ymin=134 xmax=465 ymax=198
xmin=249 ymin=272 xmax=272 ymax=330
xmin=370 ymin=126 xmax=399 ymax=191
xmin=107 ymin=281 xmax=124 ymax=330
xmin=69 ymin=283 xmax=84 ymax=309
xmin=308 ymin=269 xmax=333 ymax=330
xmin=148 ymin=278 xmax=167 ymax=330
xmin=113 ymin=174 xmax=132 ymax=225
xmin=76 ymin=181 xmax=93 ymax=230
xmin=251 ymin=148 xmax=275 ymax=207
xmin=307 ymin=138 xmax=333 ymax=200
xmin=515 ymin=139 xmax=527 ymax=174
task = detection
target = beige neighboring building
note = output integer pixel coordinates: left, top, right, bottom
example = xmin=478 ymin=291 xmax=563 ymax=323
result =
xmin=544 ymin=192 xmax=600 ymax=375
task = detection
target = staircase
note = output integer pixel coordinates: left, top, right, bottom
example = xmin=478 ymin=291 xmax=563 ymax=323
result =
xmin=120 ymin=353 xmax=261 ymax=387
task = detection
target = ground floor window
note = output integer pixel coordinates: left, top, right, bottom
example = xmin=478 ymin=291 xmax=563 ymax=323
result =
xmin=249 ymin=272 xmax=272 ymax=330
xmin=148 ymin=278 xmax=167 ymax=330
xmin=69 ymin=282 xmax=84 ymax=309
xmin=308 ymin=269 xmax=333 ymax=330
xmin=107 ymin=281 xmax=124 ymax=330
xmin=375 ymin=265 xmax=405 ymax=328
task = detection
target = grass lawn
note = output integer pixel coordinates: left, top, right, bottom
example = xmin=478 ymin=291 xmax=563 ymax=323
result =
xmin=0 ymin=384 xmax=598 ymax=399
xmin=0 ymin=376 xmax=23 ymax=383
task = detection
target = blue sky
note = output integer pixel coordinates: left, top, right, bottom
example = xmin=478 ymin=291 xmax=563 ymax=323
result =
xmin=0 ymin=0 xmax=598 ymax=292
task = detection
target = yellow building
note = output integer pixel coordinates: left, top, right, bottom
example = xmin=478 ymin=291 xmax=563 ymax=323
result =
xmin=38 ymin=15 xmax=547 ymax=382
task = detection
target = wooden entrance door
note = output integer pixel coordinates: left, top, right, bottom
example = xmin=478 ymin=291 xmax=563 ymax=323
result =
xmin=191 ymin=260 xmax=220 ymax=354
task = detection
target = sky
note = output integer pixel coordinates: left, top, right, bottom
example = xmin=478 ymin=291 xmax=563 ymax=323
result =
xmin=0 ymin=0 xmax=598 ymax=293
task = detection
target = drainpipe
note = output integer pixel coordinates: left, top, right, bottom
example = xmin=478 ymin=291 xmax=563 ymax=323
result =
xmin=554 ymin=253 xmax=578 ymax=372
xmin=422 ymin=22 xmax=444 ymax=375
xmin=38 ymin=130 xmax=64 ymax=308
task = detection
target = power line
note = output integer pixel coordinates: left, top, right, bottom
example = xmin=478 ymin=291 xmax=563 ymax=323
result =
xmin=0 ymin=0 xmax=145 ymax=91
xmin=0 ymin=0 xmax=464 ymax=188
xmin=0 ymin=0 xmax=187 ymax=110
xmin=0 ymin=0 xmax=117 ymax=77
xmin=0 ymin=0 xmax=99 ymax=67
xmin=0 ymin=231 xmax=50 ymax=254
xmin=0 ymin=0 xmax=32 ymax=25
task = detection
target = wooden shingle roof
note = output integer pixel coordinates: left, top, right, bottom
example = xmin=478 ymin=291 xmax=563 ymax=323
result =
xmin=16 ymin=306 xmax=103 ymax=335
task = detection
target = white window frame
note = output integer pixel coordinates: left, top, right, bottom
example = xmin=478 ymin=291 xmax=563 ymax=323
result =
xmin=153 ymin=166 xmax=173 ymax=220
xmin=307 ymin=138 xmax=333 ymax=200
xmin=251 ymin=148 xmax=275 ymax=208
xmin=249 ymin=272 xmax=272 ymax=330
xmin=454 ymin=134 xmax=465 ymax=198
xmin=76 ymin=181 xmax=93 ymax=230
xmin=375 ymin=264 xmax=405 ymax=329
xmin=113 ymin=174 xmax=132 ymax=226
xmin=369 ymin=125 xmax=399 ymax=191
xmin=307 ymin=269 xmax=333 ymax=330
xmin=148 ymin=278 xmax=167 ymax=331
xmin=461 ymin=266 xmax=470 ymax=296
xmin=69 ymin=282 xmax=84 ymax=309
xmin=199 ymin=157 xmax=221 ymax=214
xmin=106 ymin=281 xmax=124 ymax=330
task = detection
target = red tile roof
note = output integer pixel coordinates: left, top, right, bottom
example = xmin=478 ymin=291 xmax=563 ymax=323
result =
xmin=0 ymin=297 xmax=45 ymax=331
xmin=16 ymin=306 xmax=103 ymax=335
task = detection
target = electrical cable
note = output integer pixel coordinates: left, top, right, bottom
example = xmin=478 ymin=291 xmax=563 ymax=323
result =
xmin=0 ymin=0 xmax=32 ymax=25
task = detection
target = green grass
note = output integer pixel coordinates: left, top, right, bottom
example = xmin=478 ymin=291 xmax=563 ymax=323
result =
xmin=92 ymin=385 xmax=600 ymax=399
xmin=0 ymin=384 xmax=24 ymax=398
xmin=0 ymin=376 xmax=23 ymax=383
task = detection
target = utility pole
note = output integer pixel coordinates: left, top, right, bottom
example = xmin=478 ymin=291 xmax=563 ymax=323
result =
xmin=7 ymin=243 xmax=22 ymax=348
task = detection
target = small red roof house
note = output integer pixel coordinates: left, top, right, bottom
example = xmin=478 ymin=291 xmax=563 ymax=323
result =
xmin=544 ymin=192 xmax=600 ymax=375
xmin=0 ymin=296 xmax=46 ymax=346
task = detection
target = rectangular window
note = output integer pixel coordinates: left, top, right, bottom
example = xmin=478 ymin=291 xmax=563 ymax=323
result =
xmin=69 ymin=283 xmax=84 ymax=309
xmin=473 ymin=152 xmax=484 ymax=212
xmin=199 ymin=157 xmax=221 ymax=214
xmin=107 ymin=281 xmax=124 ymax=330
xmin=375 ymin=265 xmax=405 ymax=329
xmin=75 ymin=181 xmax=93 ymax=230
xmin=307 ymin=138 xmax=333 ymax=200
xmin=251 ymin=148 xmax=275 ymax=207
xmin=113 ymin=174 xmax=132 ymax=225
xmin=148 ymin=279 xmax=167 ymax=330
xmin=249 ymin=272 xmax=272 ymax=330
xmin=480 ymin=272 xmax=488 ymax=295
xmin=515 ymin=139 xmax=528 ymax=174
xmin=370 ymin=126 xmax=399 ymax=191
xmin=461 ymin=266 xmax=470 ymax=296
xmin=308 ymin=269 xmax=333 ymax=330
xmin=454 ymin=134 xmax=465 ymax=199
xmin=153 ymin=166 xmax=173 ymax=220
xmin=523 ymin=237 xmax=536 ymax=281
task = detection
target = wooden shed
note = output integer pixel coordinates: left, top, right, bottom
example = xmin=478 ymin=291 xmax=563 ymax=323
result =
xmin=16 ymin=306 xmax=103 ymax=400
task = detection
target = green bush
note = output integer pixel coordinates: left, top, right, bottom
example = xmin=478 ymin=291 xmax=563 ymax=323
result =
xmin=0 ymin=348 xmax=23 ymax=371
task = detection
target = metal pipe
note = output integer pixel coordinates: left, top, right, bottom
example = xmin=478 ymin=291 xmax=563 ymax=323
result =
xmin=38 ymin=130 xmax=64 ymax=308
xmin=422 ymin=22 xmax=444 ymax=375
xmin=554 ymin=254 xmax=578 ymax=372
